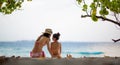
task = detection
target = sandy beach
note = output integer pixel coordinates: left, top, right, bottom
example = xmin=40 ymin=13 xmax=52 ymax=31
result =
xmin=1 ymin=56 xmax=120 ymax=65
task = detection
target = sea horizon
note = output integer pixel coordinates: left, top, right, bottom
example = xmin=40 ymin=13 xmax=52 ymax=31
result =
xmin=0 ymin=40 xmax=117 ymax=43
xmin=0 ymin=40 xmax=120 ymax=58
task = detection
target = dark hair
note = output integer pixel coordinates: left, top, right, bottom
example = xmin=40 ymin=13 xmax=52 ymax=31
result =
xmin=53 ymin=33 xmax=60 ymax=40
xmin=43 ymin=33 xmax=50 ymax=38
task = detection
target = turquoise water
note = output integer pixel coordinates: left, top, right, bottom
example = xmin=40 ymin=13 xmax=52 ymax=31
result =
xmin=0 ymin=41 xmax=120 ymax=58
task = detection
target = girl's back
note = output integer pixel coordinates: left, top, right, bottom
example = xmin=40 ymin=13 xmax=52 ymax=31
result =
xmin=51 ymin=42 xmax=61 ymax=55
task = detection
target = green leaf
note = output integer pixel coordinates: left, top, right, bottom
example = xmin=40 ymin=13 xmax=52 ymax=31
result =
xmin=83 ymin=4 xmax=87 ymax=9
xmin=82 ymin=4 xmax=87 ymax=11
xmin=100 ymin=0 xmax=104 ymax=3
xmin=0 ymin=9 xmax=2 ymax=12
xmin=91 ymin=15 xmax=98 ymax=21
xmin=94 ymin=0 xmax=97 ymax=2
xmin=0 ymin=3 xmax=2 ymax=8
xmin=27 ymin=0 xmax=32 ymax=1
xmin=0 ymin=0 xmax=7 ymax=2
xmin=76 ymin=0 xmax=82 ymax=4
xmin=99 ymin=10 xmax=103 ymax=15
xmin=92 ymin=9 xmax=97 ymax=15
xmin=104 ymin=10 xmax=109 ymax=15
xmin=0 ymin=0 xmax=25 ymax=14
xmin=90 ymin=3 xmax=96 ymax=10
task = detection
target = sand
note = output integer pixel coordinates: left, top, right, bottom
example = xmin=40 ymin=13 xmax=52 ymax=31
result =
xmin=0 ymin=56 xmax=120 ymax=65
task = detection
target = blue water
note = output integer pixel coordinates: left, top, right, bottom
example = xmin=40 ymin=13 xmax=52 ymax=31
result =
xmin=0 ymin=41 xmax=120 ymax=58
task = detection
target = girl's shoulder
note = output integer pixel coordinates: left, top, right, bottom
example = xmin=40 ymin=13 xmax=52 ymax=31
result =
xmin=58 ymin=42 xmax=61 ymax=45
xmin=51 ymin=42 xmax=55 ymax=44
xmin=56 ymin=42 xmax=61 ymax=45
xmin=57 ymin=41 xmax=61 ymax=44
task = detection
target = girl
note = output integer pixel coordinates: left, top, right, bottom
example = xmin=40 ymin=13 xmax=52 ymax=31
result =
xmin=50 ymin=33 xmax=61 ymax=59
xmin=30 ymin=28 xmax=52 ymax=58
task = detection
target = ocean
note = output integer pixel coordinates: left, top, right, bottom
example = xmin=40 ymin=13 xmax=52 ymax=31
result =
xmin=0 ymin=41 xmax=120 ymax=58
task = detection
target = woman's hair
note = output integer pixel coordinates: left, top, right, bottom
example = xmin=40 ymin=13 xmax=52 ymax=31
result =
xmin=36 ymin=33 xmax=50 ymax=41
xmin=43 ymin=33 xmax=51 ymax=38
xmin=53 ymin=33 xmax=60 ymax=40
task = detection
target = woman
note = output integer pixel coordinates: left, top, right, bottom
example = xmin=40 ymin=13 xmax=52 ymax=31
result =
xmin=50 ymin=33 xmax=61 ymax=59
xmin=30 ymin=28 xmax=52 ymax=58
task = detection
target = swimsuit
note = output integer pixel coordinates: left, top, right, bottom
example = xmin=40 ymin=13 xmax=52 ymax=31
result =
xmin=30 ymin=51 xmax=45 ymax=58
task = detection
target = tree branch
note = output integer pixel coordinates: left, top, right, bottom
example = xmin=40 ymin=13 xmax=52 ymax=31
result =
xmin=83 ymin=0 xmax=89 ymax=15
xmin=81 ymin=15 xmax=120 ymax=27
xmin=112 ymin=39 xmax=120 ymax=43
xmin=114 ymin=13 xmax=120 ymax=23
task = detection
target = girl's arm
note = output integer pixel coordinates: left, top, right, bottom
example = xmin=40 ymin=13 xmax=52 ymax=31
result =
xmin=46 ymin=39 xmax=52 ymax=56
xmin=60 ymin=43 xmax=62 ymax=54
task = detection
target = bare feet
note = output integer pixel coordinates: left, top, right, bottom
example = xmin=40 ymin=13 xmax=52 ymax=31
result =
xmin=66 ymin=54 xmax=72 ymax=59
xmin=11 ymin=55 xmax=15 ymax=58
xmin=16 ymin=56 xmax=20 ymax=59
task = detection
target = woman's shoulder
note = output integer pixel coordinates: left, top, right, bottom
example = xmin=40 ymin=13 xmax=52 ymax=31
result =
xmin=56 ymin=42 xmax=61 ymax=45
xmin=58 ymin=42 xmax=61 ymax=45
xmin=57 ymin=41 xmax=61 ymax=44
xmin=37 ymin=36 xmax=50 ymax=42
xmin=51 ymin=42 xmax=55 ymax=44
xmin=42 ymin=36 xmax=50 ymax=40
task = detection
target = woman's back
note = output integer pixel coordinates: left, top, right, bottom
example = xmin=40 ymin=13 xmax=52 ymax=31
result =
xmin=51 ymin=42 xmax=61 ymax=55
xmin=37 ymin=36 xmax=49 ymax=46
xmin=32 ymin=36 xmax=49 ymax=53
xmin=30 ymin=28 xmax=52 ymax=58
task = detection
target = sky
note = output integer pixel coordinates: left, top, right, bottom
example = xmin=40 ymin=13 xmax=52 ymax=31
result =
xmin=0 ymin=0 xmax=120 ymax=42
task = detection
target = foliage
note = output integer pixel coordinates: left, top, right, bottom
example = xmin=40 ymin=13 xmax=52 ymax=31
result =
xmin=76 ymin=0 xmax=120 ymax=26
xmin=77 ymin=0 xmax=120 ymax=42
xmin=0 ymin=0 xmax=31 ymax=14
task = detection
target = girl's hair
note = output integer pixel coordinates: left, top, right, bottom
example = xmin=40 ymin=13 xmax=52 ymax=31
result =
xmin=53 ymin=32 xmax=60 ymax=40
xmin=43 ymin=33 xmax=51 ymax=38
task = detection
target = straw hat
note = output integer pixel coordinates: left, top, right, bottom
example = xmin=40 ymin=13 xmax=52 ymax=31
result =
xmin=44 ymin=28 xmax=53 ymax=34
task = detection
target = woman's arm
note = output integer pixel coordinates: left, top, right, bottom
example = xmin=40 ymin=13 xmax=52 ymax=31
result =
xmin=46 ymin=39 xmax=52 ymax=56
xmin=60 ymin=43 xmax=62 ymax=54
